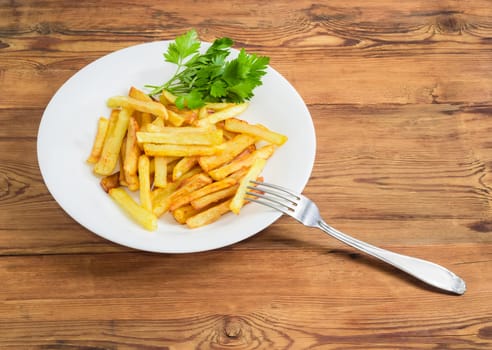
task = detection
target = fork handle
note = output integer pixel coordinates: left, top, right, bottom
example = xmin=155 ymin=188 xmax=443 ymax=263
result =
xmin=317 ymin=220 xmax=466 ymax=295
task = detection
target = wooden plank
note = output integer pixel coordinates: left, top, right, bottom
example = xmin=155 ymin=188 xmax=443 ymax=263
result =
xmin=1 ymin=2 xmax=492 ymax=108
xmin=1 ymin=104 xmax=492 ymax=254
xmin=0 ymin=248 xmax=485 ymax=311
xmin=0 ymin=247 xmax=489 ymax=348
xmin=1 ymin=51 xmax=491 ymax=108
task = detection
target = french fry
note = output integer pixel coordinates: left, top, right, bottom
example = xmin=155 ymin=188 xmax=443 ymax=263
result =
xmin=195 ymin=103 xmax=248 ymax=127
xmin=174 ymin=166 xmax=203 ymax=184
xmin=152 ymin=182 xmax=181 ymax=217
xmin=167 ymin=110 xmax=185 ymax=127
xmin=106 ymin=109 xmax=120 ymax=135
xmin=128 ymin=89 xmax=156 ymax=131
xmin=221 ymin=129 xmax=238 ymax=141
xmin=94 ymin=108 xmax=131 ymax=176
xmin=186 ymin=199 xmax=233 ymax=228
xmin=208 ymin=144 xmax=275 ymax=180
xmin=109 ymin=187 xmax=157 ymax=231
xmin=87 ymin=117 xmax=109 ymax=164
xmin=143 ymin=143 xmax=219 ymax=157
xmin=136 ymin=127 xmax=223 ymax=145
xmin=141 ymin=119 xmax=167 ymax=133
xmin=205 ymin=102 xmax=234 ymax=110
xmin=151 ymin=116 xmax=165 ymax=128
xmin=172 ymin=157 xmax=198 ymax=181
xmin=100 ymin=172 xmax=120 ymax=193
xmin=230 ymin=157 xmax=267 ymax=214
xmin=169 ymin=177 xmax=237 ymax=211
xmin=191 ymin=183 xmax=239 ymax=210
xmin=224 ymin=118 xmax=288 ymax=145
xmin=168 ymin=173 xmax=213 ymax=206
xmin=88 ymin=85 xmax=288 ymax=230
xmin=100 ymin=109 xmax=119 ymax=151
xmin=129 ymin=86 xmax=152 ymax=102
xmin=166 ymin=157 xmax=181 ymax=173
xmin=188 ymin=168 xmax=249 ymax=210
xmin=227 ymin=168 xmax=249 ymax=182
xmin=118 ymin=149 xmax=128 ymax=187
xmin=181 ymin=109 xmax=198 ymax=125
xmin=107 ymin=96 xmax=168 ymax=120
xmin=172 ymin=204 xmax=204 ymax=224
xmin=138 ymin=154 xmax=152 ymax=212
xmin=153 ymin=156 xmax=168 ymax=188
xmin=119 ymin=170 xmax=128 ymax=187
xmin=140 ymin=113 xmax=153 ymax=129
xmin=152 ymin=165 xmax=204 ymax=216
xmin=167 ymin=104 xmax=198 ymax=123
xmin=197 ymin=103 xmax=232 ymax=120
xmin=149 ymin=156 xmax=155 ymax=174
xmin=198 ymin=134 xmax=256 ymax=171
xmin=198 ymin=106 xmax=208 ymax=120
xmin=160 ymin=90 xmax=177 ymax=105
xmin=123 ymin=116 xmax=140 ymax=191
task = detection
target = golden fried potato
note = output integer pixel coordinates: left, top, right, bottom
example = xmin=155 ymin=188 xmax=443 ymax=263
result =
xmin=230 ymin=158 xmax=267 ymax=214
xmin=190 ymin=183 xmax=239 ymax=210
xmin=94 ymin=108 xmax=131 ymax=176
xmin=128 ymin=86 xmax=152 ymax=102
xmin=88 ymin=86 xmax=288 ymax=231
xmin=169 ymin=177 xmax=237 ymax=211
xmin=107 ymin=96 xmax=168 ymax=120
xmin=224 ymin=118 xmax=288 ymax=145
xmin=186 ymin=199 xmax=233 ymax=228
xmin=138 ymin=154 xmax=152 ymax=212
xmin=143 ymin=143 xmax=219 ymax=157
xmin=151 ymin=182 xmax=180 ymax=217
xmin=100 ymin=172 xmax=120 ymax=193
xmin=109 ymin=187 xmax=157 ymax=231
xmin=172 ymin=204 xmax=204 ymax=224
xmin=198 ymin=134 xmax=256 ymax=171
xmin=172 ymin=157 xmax=198 ymax=181
xmin=136 ymin=127 xmax=222 ymax=145
xmin=123 ymin=116 xmax=141 ymax=191
xmin=168 ymin=173 xmax=213 ymax=206
xmin=208 ymin=144 xmax=275 ymax=180
xmin=153 ymin=156 xmax=168 ymax=188
xmin=195 ymin=103 xmax=248 ymax=127
xmin=87 ymin=117 xmax=109 ymax=164
xmin=167 ymin=110 xmax=186 ymax=127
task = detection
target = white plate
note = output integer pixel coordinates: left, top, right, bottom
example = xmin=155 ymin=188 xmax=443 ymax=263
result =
xmin=37 ymin=40 xmax=316 ymax=253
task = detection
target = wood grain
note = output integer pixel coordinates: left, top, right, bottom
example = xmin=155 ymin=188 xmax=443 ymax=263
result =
xmin=0 ymin=249 xmax=489 ymax=349
xmin=1 ymin=0 xmax=492 ymax=348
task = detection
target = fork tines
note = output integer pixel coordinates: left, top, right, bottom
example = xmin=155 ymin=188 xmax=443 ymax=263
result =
xmin=246 ymin=180 xmax=300 ymax=214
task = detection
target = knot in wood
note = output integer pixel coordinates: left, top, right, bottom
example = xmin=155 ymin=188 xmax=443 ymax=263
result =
xmin=223 ymin=316 xmax=243 ymax=339
xmin=436 ymin=15 xmax=465 ymax=34
xmin=468 ymin=220 xmax=492 ymax=233
xmin=479 ymin=326 xmax=492 ymax=339
xmin=0 ymin=172 xmax=9 ymax=198
xmin=34 ymin=22 xmax=53 ymax=35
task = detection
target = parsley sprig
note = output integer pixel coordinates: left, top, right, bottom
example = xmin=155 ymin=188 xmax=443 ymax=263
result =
xmin=145 ymin=29 xmax=270 ymax=109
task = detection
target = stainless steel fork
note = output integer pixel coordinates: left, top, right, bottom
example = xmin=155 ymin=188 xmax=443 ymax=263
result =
xmin=246 ymin=180 xmax=466 ymax=295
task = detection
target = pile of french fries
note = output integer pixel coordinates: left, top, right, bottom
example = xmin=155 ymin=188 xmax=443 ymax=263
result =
xmin=86 ymin=87 xmax=287 ymax=230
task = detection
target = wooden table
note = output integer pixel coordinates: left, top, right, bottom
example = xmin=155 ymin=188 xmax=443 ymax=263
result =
xmin=2 ymin=1 xmax=492 ymax=348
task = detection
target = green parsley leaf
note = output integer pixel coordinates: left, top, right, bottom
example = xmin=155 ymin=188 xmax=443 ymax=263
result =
xmin=145 ymin=29 xmax=270 ymax=109
xmin=164 ymin=29 xmax=200 ymax=65
xmin=185 ymin=90 xmax=204 ymax=109
xmin=210 ymin=80 xmax=227 ymax=98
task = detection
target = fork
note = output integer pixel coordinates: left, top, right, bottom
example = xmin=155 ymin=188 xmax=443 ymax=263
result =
xmin=246 ymin=180 xmax=466 ymax=295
